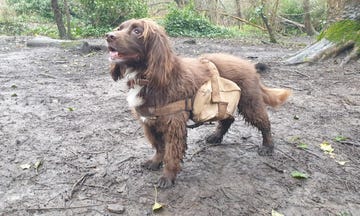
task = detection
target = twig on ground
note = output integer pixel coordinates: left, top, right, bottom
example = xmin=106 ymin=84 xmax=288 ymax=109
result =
xmin=67 ymin=173 xmax=95 ymax=201
xmin=302 ymin=148 xmax=322 ymax=158
xmin=294 ymin=70 xmax=311 ymax=78
xmin=263 ymin=162 xmax=285 ymax=173
xmin=189 ymin=142 xmax=253 ymax=159
xmin=189 ymin=145 xmax=212 ymax=160
xmin=276 ymin=148 xmax=298 ymax=162
xmin=25 ymin=204 xmax=103 ymax=213
xmin=339 ymin=141 xmax=360 ymax=147
xmin=105 ymin=129 xmax=116 ymax=138
xmin=118 ymin=156 xmax=136 ymax=165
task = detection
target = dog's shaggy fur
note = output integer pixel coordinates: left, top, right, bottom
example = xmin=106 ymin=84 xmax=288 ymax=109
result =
xmin=106 ymin=18 xmax=291 ymax=188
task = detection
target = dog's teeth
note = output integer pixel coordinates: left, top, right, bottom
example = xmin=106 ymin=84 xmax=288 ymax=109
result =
xmin=109 ymin=51 xmax=119 ymax=58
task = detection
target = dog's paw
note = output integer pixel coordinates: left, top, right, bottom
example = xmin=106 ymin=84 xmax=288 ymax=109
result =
xmin=141 ymin=160 xmax=162 ymax=171
xmin=157 ymin=176 xmax=175 ymax=188
xmin=205 ymin=134 xmax=223 ymax=144
xmin=257 ymin=145 xmax=274 ymax=156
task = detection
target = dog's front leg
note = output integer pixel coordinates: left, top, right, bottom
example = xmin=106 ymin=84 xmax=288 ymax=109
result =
xmin=142 ymin=124 xmax=165 ymax=170
xmin=157 ymin=116 xmax=188 ymax=188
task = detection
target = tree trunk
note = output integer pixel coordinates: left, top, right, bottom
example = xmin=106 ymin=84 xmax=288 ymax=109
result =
xmin=174 ymin=0 xmax=188 ymax=7
xmin=269 ymin=0 xmax=279 ymax=30
xmin=63 ymin=0 xmax=72 ymax=39
xmin=235 ymin=0 xmax=243 ymax=27
xmin=235 ymin=0 xmax=242 ymax=19
xmin=51 ymin=0 xmax=67 ymax=39
xmin=326 ymin=0 xmax=346 ymax=24
xmin=284 ymin=0 xmax=360 ymax=65
xmin=303 ymin=0 xmax=316 ymax=35
xmin=260 ymin=1 xmax=277 ymax=43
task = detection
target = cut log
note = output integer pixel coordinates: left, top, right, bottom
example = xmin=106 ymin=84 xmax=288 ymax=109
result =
xmin=284 ymin=38 xmax=358 ymax=65
xmin=284 ymin=20 xmax=359 ymax=65
xmin=284 ymin=38 xmax=335 ymax=65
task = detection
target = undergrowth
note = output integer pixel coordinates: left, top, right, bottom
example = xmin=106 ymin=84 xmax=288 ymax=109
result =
xmin=163 ymin=3 xmax=234 ymax=38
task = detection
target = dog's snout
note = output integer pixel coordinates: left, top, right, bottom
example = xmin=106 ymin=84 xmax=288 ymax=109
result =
xmin=106 ymin=33 xmax=116 ymax=41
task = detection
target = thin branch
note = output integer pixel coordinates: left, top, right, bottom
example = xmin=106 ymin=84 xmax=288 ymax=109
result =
xmin=197 ymin=9 xmax=266 ymax=31
xmin=263 ymin=162 xmax=285 ymax=173
xmin=338 ymin=140 xmax=360 ymax=147
xmin=67 ymin=173 xmax=95 ymax=201
xmin=302 ymin=148 xmax=322 ymax=159
xmin=276 ymin=148 xmax=298 ymax=162
xmin=25 ymin=204 xmax=103 ymax=212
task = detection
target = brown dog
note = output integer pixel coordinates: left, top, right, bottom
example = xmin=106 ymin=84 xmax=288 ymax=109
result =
xmin=106 ymin=18 xmax=291 ymax=188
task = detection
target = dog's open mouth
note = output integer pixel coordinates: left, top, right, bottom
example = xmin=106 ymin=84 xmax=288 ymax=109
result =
xmin=108 ymin=46 xmax=138 ymax=61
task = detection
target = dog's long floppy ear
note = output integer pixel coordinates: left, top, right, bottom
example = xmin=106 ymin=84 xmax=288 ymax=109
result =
xmin=141 ymin=19 xmax=174 ymax=87
xmin=110 ymin=63 xmax=125 ymax=81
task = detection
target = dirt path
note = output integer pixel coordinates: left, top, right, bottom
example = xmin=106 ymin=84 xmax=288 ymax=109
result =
xmin=0 ymin=36 xmax=359 ymax=216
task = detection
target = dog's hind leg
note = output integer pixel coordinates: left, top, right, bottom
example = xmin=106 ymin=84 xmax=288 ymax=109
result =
xmin=206 ymin=117 xmax=235 ymax=144
xmin=142 ymin=125 xmax=165 ymax=171
xmin=238 ymin=94 xmax=274 ymax=156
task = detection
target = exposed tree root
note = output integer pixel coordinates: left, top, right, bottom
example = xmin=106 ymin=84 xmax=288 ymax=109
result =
xmin=340 ymin=46 xmax=359 ymax=66
xmin=284 ymin=38 xmax=359 ymax=65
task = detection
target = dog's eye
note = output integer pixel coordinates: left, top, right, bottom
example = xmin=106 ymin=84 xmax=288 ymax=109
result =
xmin=132 ymin=28 xmax=142 ymax=36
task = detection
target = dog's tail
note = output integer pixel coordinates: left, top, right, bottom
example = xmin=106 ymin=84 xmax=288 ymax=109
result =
xmin=255 ymin=63 xmax=269 ymax=73
xmin=260 ymin=83 xmax=292 ymax=107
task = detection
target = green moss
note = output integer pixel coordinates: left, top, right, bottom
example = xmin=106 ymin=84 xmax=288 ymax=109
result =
xmin=318 ymin=20 xmax=360 ymax=46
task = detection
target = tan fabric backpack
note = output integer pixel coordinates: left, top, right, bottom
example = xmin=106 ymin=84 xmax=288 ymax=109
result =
xmin=191 ymin=59 xmax=241 ymax=123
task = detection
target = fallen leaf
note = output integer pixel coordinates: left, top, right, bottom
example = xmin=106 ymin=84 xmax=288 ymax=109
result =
xmin=152 ymin=202 xmax=163 ymax=211
xmin=20 ymin=163 xmax=31 ymax=170
xmin=334 ymin=135 xmax=347 ymax=142
xmin=336 ymin=160 xmax=348 ymax=166
xmin=34 ymin=160 xmax=42 ymax=169
xmin=291 ymin=171 xmax=309 ymax=179
xmin=289 ymin=136 xmax=300 ymax=142
xmin=272 ymin=209 xmax=284 ymax=216
xmin=67 ymin=107 xmax=74 ymax=111
xmin=320 ymin=141 xmax=334 ymax=154
xmin=297 ymin=142 xmax=308 ymax=149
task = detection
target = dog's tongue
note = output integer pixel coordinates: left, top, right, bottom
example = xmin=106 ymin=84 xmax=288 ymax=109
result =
xmin=110 ymin=51 xmax=119 ymax=58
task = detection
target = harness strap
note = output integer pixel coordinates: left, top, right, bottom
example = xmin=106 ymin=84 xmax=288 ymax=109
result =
xmin=200 ymin=58 xmax=228 ymax=120
xmin=134 ymin=58 xmax=227 ymax=120
xmin=127 ymin=79 xmax=149 ymax=88
xmin=136 ymin=98 xmax=193 ymax=117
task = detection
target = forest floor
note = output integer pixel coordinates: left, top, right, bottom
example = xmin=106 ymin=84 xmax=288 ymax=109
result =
xmin=0 ymin=35 xmax=359 ymax=216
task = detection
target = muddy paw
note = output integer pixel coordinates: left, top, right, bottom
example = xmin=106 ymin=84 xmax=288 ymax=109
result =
xmin=257 ymin=145 xmax=274 ymax=156
xmin=157 ymin=176 xmax=175 ymax=188
xmin=141 ymin=160 xmax=162 ymax=171
xmin=205 ymin=134 xmax=223 ymax=144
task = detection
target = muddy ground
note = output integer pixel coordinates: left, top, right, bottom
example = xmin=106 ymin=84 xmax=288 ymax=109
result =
xmin=0 ymin=35 xmax=359 ymax=216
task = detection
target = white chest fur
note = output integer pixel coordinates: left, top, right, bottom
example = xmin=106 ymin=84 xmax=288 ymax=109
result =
xmin=125 ymin=69 xmax=145 ymax=108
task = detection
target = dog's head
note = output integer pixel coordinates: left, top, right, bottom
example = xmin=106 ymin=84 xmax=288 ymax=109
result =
xmin=106 ymin=18 xmax=174 ymax=85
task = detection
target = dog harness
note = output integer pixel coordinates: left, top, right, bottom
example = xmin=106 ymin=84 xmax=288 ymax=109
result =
xmin=134 ymin=58 xmax=241 ymax=125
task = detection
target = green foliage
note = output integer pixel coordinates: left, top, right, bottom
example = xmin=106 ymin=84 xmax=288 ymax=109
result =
xmin=6 ymin=0 xmax=53 ymax=19
xmin=318 ymin=20 xmax=360 ymax=46
xmin=26 ymin=25 xmax=59 ymax=38
xmin=3 ymin=0 xmax=148 ymax=38
xmin=280 ymin=0 xmax=303 ymax=23
xmin=77 ymin=0 xmax=148 ymax=28
xmin=280 ymin=0 xmax=326 ymax=33
xmin=72 ymin=24 xmax=112 ymax=38
xmin=164 ymin=3 xmax=233 ymax=38
xmin=0 ymin=21 xmax=28 ymax=35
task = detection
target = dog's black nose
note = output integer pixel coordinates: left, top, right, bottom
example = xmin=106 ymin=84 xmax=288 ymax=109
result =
xmin=105 ymin=33 xmax=116 ymax=41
